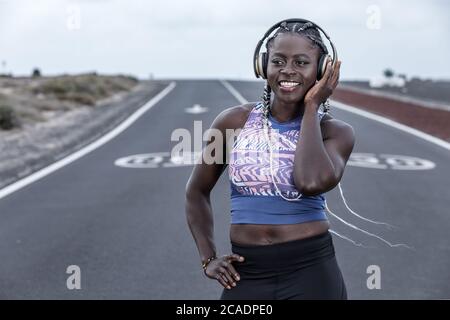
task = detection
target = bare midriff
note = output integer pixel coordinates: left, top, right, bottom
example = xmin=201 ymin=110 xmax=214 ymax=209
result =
xmin=230 ymin=220 xmax=330 ymax=245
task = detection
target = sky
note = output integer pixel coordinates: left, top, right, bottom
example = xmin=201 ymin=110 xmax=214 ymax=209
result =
xmin=0 ymin=0 xmax=449 ymax=80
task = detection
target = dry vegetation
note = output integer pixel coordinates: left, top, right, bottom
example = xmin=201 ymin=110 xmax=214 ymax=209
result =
xmin=0 ymin=73 xmax=139 ymax=130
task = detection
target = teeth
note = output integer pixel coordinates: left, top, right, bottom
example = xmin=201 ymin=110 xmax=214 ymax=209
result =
xmin=279 ymin=81 xmax=300 ymax=87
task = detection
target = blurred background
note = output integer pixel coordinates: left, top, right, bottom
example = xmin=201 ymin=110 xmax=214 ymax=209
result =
xmin=1 ymin=0 xmax=449 ymax=80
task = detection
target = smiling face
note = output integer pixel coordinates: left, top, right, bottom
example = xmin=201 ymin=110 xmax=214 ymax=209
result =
xmin=266 ymin=33 xmax=321 ymax=105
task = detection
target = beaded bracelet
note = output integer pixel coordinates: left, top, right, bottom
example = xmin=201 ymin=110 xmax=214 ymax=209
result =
xmin=202 ymin=256 xmax=217 ymax=274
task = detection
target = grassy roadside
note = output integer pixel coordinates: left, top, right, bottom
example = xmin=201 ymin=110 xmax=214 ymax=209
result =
xmin=0 ymin=73 xmax=139 ymax=130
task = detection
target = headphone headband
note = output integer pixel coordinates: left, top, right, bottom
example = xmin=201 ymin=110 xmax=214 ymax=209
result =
xmin=253 ymin=18 xmax=338 ymax=78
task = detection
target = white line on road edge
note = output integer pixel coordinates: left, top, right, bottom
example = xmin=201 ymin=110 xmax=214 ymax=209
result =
xmin=331 ymin=100 xmax=450 ymax=151
xmin=0 ymin=81 xmax=177 ymax=201
xmin=220 ymin=80 xmax=450 ymax=152
xmin=219 ymin=80 xmax=248 ymax=104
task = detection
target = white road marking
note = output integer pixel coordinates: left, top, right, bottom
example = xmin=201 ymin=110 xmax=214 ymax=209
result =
xmin=0 ymin=82 xmax=177 ymax=201
xmin=219 ymin=80 xmax=247 ymax=104
xmin=114 ymin=152 xmax=170 ymax=168
xmin=332 ymin=100 xmax=450 ymax=151
xmin=220 ymin=80 xmax=450 ymax=152
xmin=185 ymin=104 xmax=208 ymax=114
xmin=348 ymin=153 xmax=435 ymax=170
xmin=114 ymin=152 xmax=435 ymax=171
xmin=114 ymin=152 xmax=202 ymax=168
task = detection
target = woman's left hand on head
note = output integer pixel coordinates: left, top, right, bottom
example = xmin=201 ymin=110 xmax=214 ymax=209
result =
xmin=304 ymin=58 xmax=341 ymax=111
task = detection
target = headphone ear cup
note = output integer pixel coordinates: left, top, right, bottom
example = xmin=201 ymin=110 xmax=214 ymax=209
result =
xmin=255 ymin=52 xmax=264 ymax=79
xmin=261 ymin=52 xmax=268 ymax=79
xmin=256 ymin=52 xmax=268 ymax=79
xmin=317 ymin=54 xmax=328 ymax=80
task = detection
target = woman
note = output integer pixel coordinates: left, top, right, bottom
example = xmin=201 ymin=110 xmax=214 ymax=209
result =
xmin=185 ymin=19 xmax=355 ymax=299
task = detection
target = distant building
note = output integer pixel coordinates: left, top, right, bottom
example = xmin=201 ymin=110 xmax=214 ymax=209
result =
xmin=369 ymin=75 xmax=405 ymax=88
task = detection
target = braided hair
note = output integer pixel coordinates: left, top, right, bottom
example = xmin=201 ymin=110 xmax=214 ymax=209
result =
xmin=261 ymin=21 xmax=329 ymax=124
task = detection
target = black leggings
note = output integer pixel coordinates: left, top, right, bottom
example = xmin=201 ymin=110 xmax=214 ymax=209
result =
xmin=220 ymin=231 xmax=347 ymax=300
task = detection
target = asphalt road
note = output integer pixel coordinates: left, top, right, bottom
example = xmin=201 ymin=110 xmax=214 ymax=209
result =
xmin=0 ymin=80 xmax=449 ymax=299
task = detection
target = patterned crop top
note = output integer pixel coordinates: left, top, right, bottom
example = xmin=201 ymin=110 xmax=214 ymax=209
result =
xmin=228 ymin=102 xmax=328 ymax=225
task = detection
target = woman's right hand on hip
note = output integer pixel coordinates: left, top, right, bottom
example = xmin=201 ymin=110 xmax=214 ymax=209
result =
xmin=204 ymin=254 xmax=244 ymax=289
